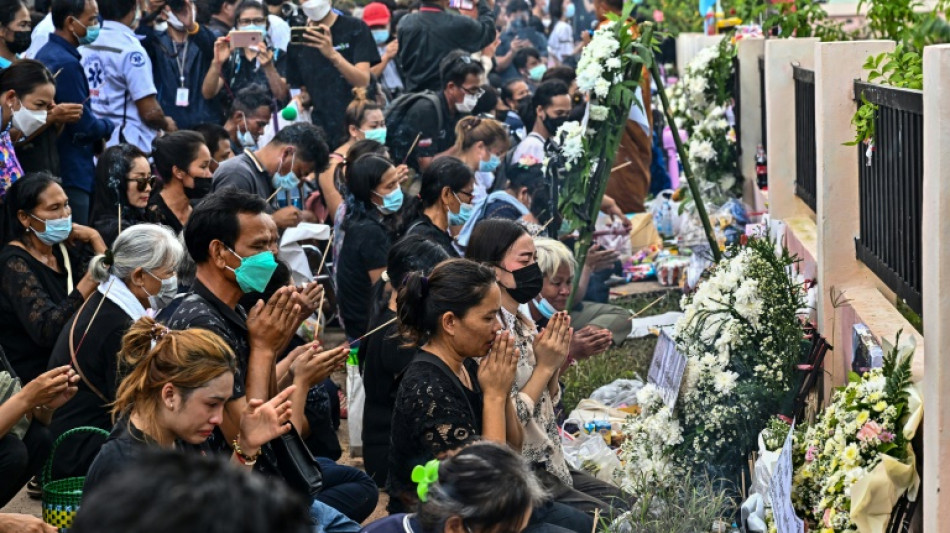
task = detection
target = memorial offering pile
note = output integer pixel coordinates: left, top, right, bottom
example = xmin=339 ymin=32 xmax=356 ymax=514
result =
xmin=618 ymin=237 xmax=807 ymax=492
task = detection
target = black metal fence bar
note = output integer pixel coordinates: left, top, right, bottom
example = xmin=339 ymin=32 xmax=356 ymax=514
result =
xmin=793 ymin=66 xmax=817 ymax=212
xmin=853 ymin=80 xmax=923 ymax=314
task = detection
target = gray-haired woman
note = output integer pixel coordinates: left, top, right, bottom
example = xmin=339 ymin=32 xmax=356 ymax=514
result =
xmin=46 ymin=223 xmax=183 ymax=478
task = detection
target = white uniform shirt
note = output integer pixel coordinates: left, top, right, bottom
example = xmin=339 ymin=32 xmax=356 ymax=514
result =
xmin=547 ymin=20 xmax=574 ymax=65
xmin=80 ymin=21 xmax=160 ymax=152
xmin=23 ymin=13 xmax=54 ymax=59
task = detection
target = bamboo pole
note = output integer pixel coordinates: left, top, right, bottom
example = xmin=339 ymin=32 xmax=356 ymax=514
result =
xmin=648 ymin=52 xmax=722 ymax=262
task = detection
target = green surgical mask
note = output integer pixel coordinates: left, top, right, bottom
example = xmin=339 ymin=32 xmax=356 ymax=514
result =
xmin=226 ymin=247 xmax=278 ymax=293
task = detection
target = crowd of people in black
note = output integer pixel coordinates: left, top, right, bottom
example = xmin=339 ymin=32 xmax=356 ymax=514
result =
xmin=0 ymin=0 xmax=664 ymax=530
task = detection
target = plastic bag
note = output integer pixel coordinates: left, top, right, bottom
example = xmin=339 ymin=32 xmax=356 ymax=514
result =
xmin=345 ymin=360 xmax=365 ymax=457
xmin=561 ymin=420 xmax=622 ymax=484
xmin=751 ymin=431 xmax=781 ymax=504
xmin=589 ymin=378 xmax=644 ymax=408
xmin=647 ymin=190 xmax=679 ymax=238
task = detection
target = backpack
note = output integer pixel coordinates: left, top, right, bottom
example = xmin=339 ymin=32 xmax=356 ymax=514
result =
xmin=384 ymin=91 xmax=445 ymax=166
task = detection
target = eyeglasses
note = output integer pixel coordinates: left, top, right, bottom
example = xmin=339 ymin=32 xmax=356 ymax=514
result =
xmin=238 ymin=17 xmax=267 ymax=26
xmin=462 ymin=86 xmax=485 ymax=98
xmin=456 ymin=189 xmax=475 ymax=201
xmin=131 ymin=175 xmax=156 ymax=192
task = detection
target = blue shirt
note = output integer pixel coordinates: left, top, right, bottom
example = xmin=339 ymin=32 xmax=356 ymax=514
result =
xmin=35 ymin=34 xmax=115 ymax=192
xmin=136 ymin=24 xmax=221 ymax=130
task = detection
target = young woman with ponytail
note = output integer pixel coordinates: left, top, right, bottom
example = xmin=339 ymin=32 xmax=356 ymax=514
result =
xmin=387 ymin=258 xmax=519 ymax=512
xmin=400 ymin=156 xmax=475 ymax=258
xmin=388 ymin=258 xmax=592 ymax=532
xmin=452 ymin=116 xmax=509 ymax=207
xmin=317 ymin=88 xmax=386 ymax=221
xmin=83 ymin=316 xmax=295 ymax=496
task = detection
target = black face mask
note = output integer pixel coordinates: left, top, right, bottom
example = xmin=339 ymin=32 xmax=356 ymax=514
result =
xmin=185 ymin=177 xmax=213 ymax=201
xmin=500 ymin=262 xmax=544 ymax=304
xmin=7 ymin=31 xmax=31 ymax=55
xmin=542 ymin=114 xmax=567 ymax=137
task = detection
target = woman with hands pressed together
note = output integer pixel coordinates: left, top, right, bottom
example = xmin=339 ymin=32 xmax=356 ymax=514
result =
xmin=0 ymin=173 xmax=107 ymax=382
xmin=83 ymin=317 xmax=296 ymax=497
xmin=388 ymin=258 xmax=520 ymax=512
xmin=465 ymin=219 xmax=629 ymax=522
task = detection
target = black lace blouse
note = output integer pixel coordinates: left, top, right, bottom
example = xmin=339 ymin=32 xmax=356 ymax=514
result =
xmin=387 ymin=351 xmax=482 ymax=511
xmin=0 ymin=244 xmax=84 ymax=382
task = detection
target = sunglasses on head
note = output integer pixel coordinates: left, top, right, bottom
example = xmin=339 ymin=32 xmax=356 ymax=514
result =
xmin=131 ymin=176 xmax=156 ymax=192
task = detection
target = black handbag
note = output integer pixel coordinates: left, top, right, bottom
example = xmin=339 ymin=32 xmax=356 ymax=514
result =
xmin=268 ymin=424 xmax=324 ymax=500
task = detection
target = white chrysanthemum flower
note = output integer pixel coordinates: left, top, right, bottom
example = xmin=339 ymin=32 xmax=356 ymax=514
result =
xmin=589 ymin=104 xmax=609 ymax=122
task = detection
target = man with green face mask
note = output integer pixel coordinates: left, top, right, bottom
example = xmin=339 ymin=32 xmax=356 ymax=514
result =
xmin=164 ymin=188 xmax=379 ymax=529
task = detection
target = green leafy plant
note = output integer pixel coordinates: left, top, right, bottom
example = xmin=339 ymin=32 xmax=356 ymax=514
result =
xmin=759 ymin=0 xmax=847 ymax=41
xmin=610 ymin=471 xmax=736 ymax=533
xmin=858 ymin=0 xmax=922 ymax=43
xmin=642 ymin=0 xmax=703 ymax=36
xmin=847 ymin=45 xmax=922 ymax=146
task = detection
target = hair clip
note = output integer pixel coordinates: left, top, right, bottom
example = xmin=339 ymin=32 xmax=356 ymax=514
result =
xmin=151 ymin=322 xmax=170 ymax=342
xmin=411 ymin=459 xmax=440 ymax=502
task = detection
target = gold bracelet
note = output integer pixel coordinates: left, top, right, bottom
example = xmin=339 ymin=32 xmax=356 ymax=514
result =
xmin=231 ymin=436 xmax=261 ymax=466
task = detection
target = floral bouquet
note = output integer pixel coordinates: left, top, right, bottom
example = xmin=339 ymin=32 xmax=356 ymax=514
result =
xmin=668 ymin=38 xmax=740 ymax=198
xmin=617 ymin=383 xmax=684 ymax=494
xmin=674 ymin=237 xmax=805 ymax=479
xmin=618 ymin=237 xmax=807 ymax=490
xmin=552 ymin=9 xmax=655 ymax=307
xmin=791 ymin=333 xmax=921 ymax=533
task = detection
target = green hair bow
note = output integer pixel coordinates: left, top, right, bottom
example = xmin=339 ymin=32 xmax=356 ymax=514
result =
xmin=411 ymin=459 xmax=440 ymax=502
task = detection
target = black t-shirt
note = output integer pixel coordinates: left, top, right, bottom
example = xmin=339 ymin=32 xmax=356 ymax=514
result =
xmin=388 ymin=91 xmax=459 ymax=171
xmin=164 ymin=280 xmax=250 ymax=400
xmin=83 ymin=417 xmax=219 ymax=500
xmin=404 ymin=214 xmax=459 ymax=258
xmin=286 ymin=15 xmax=380 ymax=145
xmin=145 ymin=193 xmax=185 ymax=234
xmin=221 ymin=49 xmax=289 ymax=103
xmin=359 ymin=309 xmax=414 ymax=448
xmin=336 ymin=213 xmax=392 ymax=339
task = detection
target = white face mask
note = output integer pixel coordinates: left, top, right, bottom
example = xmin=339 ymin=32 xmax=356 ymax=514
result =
xmin=455 ymin=93 xmax=479 ymax=114
xmin=301 ymin=0 xmax=331 ymax=22
xmin=11 ymin=100 xmax=48 ymax=137
xmin=166 ymin=4 xmax=191 ymax=31
xmin=154 ymin=21 xmax=168 ymax=32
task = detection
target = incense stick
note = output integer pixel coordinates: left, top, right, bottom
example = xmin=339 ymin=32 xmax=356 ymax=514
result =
xmin=626 ymin=293 xmax=668 ymax=321
xmin=590 ymin=509 xmax=600 ymax=533
xmin=315 ymin=232 xmax=333 ymax=278
xmin=314 ymin=288 xmax=326 ymax=329
xmin=352 ymin=316 xmax=398 ymax=344
xmin=402 ymin=132 xmax=422 ymax=165
xmin=611 ymin=160 xmax=633 ymax=173
xmin=266 ymin=187 xmax=282 ymax=204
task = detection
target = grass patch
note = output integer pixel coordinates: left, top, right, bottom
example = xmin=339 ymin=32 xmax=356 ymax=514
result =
xmin=562 ymin=290 xmax=682 ymax=413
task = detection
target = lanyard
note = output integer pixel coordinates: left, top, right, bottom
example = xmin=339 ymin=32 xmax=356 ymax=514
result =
xmin=173 ymin=38 xmax=190 ymax=87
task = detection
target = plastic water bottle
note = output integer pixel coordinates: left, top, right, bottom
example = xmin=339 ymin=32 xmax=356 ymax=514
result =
xmin=755 ymin=145 xmax=768 ymax=190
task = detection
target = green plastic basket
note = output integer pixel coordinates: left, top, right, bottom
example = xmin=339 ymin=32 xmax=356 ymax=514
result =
xmin=41 ymin=426 xmax=110 ymax=530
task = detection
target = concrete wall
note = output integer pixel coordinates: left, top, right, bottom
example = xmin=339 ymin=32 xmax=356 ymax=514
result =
xmin=764 ymin=38 xmax=818 ymax=221
xmin=736 ymin=37 xmax=766 ymax=212
xmin=921 ymin=43 xmax=950 ymax=533
xmin=675 ymin=33 xmax=725 ymax=75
